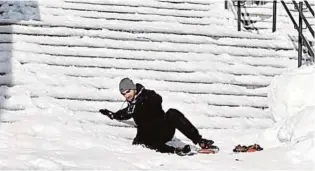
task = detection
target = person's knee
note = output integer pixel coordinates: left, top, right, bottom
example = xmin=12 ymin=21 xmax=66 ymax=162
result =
xmin=165 ymin=108 xmax=183 ymax=120
xmin=167 ymin=108 xmax=178 ymax=113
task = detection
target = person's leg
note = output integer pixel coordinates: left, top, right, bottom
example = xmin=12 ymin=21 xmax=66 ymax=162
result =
xmin=161 ymin=124 xmax=176 ymax=144
xmin=165 ymin=108 xmax=202 ymax=144
xmin=164 ymin=108 xmax=214 ymax=149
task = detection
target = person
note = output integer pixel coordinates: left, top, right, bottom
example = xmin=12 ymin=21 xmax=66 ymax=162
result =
xmin=99 ymin=77 xmax=217 ymax=155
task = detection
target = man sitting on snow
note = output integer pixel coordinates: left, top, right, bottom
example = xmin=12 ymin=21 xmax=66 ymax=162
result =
xmin=99 ymin=78 xmax=218 ymax=155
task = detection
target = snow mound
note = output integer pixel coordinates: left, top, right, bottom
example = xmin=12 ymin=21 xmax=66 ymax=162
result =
xmin=268 ymin=65 xmax=315 ymax=122
xmin=260 ymin=65 xmax=315 ymax=163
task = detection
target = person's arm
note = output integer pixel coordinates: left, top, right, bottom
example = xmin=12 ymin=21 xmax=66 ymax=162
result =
xmin=114 ymin=107 xmax=133 ymax=120
xmin=99 ymin=107 xmax=132 ymax=120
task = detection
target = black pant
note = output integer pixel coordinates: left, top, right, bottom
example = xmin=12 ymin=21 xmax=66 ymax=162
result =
xmin=162 ymin=108 xmax=202 ymax=144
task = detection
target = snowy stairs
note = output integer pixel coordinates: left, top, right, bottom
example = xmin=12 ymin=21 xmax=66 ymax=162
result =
xmin=233 ymin=1 xmax=314 ymax=37
xmin=0 ymin=0 xmax=304 ymax=129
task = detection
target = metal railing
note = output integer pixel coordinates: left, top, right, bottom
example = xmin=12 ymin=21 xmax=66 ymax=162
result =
xmin=280 ymin=1 xmax=314 ymax=67
xmin=225 ymin=0 xmax=314 ymax=67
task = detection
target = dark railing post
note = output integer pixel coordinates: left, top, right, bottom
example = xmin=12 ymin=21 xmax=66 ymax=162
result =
xmin=298 ymin=1 xmax=303 ymax=67
xmin=281 ymin=1 xmax=314 ymax=66
xmin=237 ymin=1 xmax=241 ymax=31
xmin=272 ymin=0 xmax=277 ymax=32
xmin=293 ymin=0 xmax=314 ymax=38
xmin=225 ymin=0 xmax=228 ymax=9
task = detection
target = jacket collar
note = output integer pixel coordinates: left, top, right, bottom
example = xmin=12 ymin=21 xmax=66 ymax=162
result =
xmin=128 ymin=83 xmax=144 ymax=104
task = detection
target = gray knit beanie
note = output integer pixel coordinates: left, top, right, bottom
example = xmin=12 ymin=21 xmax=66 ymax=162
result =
xmin=119 ymin=77 xmax=136 ymax=93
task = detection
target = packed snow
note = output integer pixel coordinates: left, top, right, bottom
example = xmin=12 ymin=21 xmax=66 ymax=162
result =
xmin=1 ymin=65 xmax=314 ymax=170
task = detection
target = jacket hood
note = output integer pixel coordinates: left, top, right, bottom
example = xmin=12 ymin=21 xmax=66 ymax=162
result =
xmin=135 ymin=83 xmax=144 ymax=93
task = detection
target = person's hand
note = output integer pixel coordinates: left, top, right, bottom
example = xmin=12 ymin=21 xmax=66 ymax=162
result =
xmin=99 ymin=109 xmax=114 ymax=120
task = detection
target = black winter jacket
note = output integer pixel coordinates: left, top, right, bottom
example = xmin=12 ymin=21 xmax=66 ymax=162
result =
xmin=113 ymin=84 xmax=176 ymax=153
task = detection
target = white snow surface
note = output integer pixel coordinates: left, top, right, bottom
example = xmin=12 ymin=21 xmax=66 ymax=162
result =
xmin=0 ymin=0 xmax=314 ymax=170
xmin=268 ymin=66 xmax=315 ymax=122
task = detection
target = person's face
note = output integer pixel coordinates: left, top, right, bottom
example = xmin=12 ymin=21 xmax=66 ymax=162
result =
xmin=122 ymin=89 xmax=136 ymax=102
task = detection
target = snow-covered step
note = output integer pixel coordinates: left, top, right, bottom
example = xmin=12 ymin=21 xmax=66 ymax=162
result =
xmin=0 ymin=42 xmax=300 ymax=66
xmin=0 ymin=34 xmax=298 ymax=58
xmin=16 ymin=55 xmax=283 ymax=77
xmin=0 ymin=73 xmax=267 ymax=97
xmin=51 ymin=98 xmax=270 ymax=119
xmin=231 ymin=0 xmax=314 ymax=9
xmin=251 ymin=19 xmax=315 ymax=29
xmin=63 ymin=0 xmax=214 ymax=11
xmin=0 ymin=30 xmax=300 ymax=52
xmin=3 ymin=48 xmax=291 ymax=77
xmin=0 ymin=48 xmax=298 ymax=76
xmin=241 ymin=16 xmax=315 ymax=29
xmin=244 ymin=19 xmax=315 ymax=29
xmin=156 ymin=0 xmax=214 ymax=5
xmin=242 ymin=14 xmax=315 ymax=27
xmin=23 ymin=63 xmax=273 ymax=87
xmin=240 ymin=6 xmax=315 ymax=18
xmin=0 ymin=50 xmax=297 ymax=74
xmin=0 ymin=51 xmax=296 ymax=71
xmin=248 ymin=22 xmax=315 ymax=38
xmin=0 ymin=61 xmax=11 ymax=74
xmin=0 ymin=25 xmax=299 ymax=51
xmin=36 ymin=1 xmax=225 ymax=18
xmin=0 ymin=82 xmax=268 ymax=108
xmin=0 ymin=16 xmax=278 ymax=40
xmin=39 ymin=6 xmax=230 ymax=26
xmin=3 ymin=84 xmax=268 ymax=108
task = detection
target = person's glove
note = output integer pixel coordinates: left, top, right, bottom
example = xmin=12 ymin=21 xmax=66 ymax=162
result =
xmin=99 ymin=109 xmax=114 ymax=120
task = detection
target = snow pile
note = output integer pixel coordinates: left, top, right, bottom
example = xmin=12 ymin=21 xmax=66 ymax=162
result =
xmin=261 ymin=65 xmax=315 ymax=162
xmin=268 ymin=66 xmax=315 ymax=122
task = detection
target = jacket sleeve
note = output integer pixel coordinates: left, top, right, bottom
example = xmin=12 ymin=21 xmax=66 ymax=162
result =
xmin=113 ymin=107 xmax=133 ymax=120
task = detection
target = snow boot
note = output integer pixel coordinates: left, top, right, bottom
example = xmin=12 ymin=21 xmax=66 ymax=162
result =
xmin=197 ymin=138 xmax=219 ymax=154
